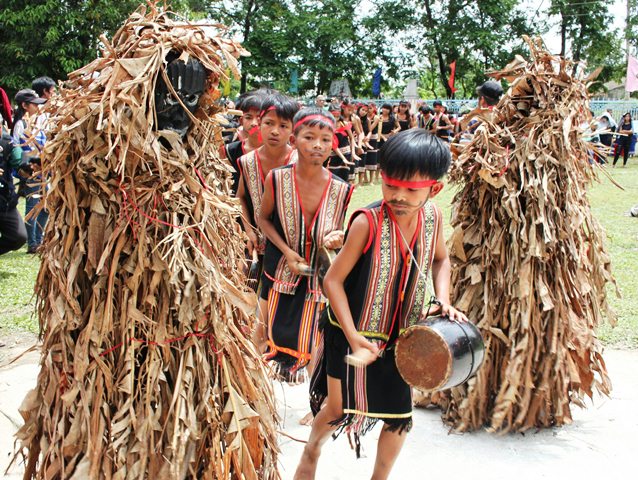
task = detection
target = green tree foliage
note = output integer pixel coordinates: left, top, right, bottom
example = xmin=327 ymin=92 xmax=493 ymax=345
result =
xmin=0 ymin=1 xmax=206 ymax=96
xmin=549 ymin=0 xmax=624 ymax=88
xmin=0 ymin=0 xmax=142 ymax=94
xmin=627 ymin=0 xmax=638 ymax=48
xmin=206 ymin=0 xmax=291 ymax=93
xmin=0 ymin=0 xmax=629 ymax=100
xmin=207 ymin=0 xmax=411 ymax=97
xmin=417 ymin=0 xmax=534 ymax=98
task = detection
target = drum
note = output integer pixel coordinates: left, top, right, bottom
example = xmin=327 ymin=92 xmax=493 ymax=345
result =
xmin=395 ymin=315 xmax=484 ymax=392
xmin=316 ymin=247 xmax=336 ymax=289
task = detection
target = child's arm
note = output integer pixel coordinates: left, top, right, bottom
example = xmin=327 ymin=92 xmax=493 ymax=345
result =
xmin=430 ymin=212 xmax=469 ymax=322
xmin=323 ymin=230 xmax=344 ymax=249
xmin=258 ymin=171 xmax=307 ymax=275
xmin=236 ymin=173 xmax=259 ymax=255
xmin=331 ymin=147 xmax=354 ymax=166
xmin=323 ymin=214 xmax=379 ymax=356
xmin=347 ymin=127 xmax=360 ymax=161
xmin=367 ymin=116 xmax=380 ymax=141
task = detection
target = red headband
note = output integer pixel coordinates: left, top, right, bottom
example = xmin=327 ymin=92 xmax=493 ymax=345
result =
xmin=259 ymin=105 xmax=276 ymax=120
xmin=293 ymin=114 xmax=335 ymax=132
xmin=381 ymin=172 xmax=439 ymax=189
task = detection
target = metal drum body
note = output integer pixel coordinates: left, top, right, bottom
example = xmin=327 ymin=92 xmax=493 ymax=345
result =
xmin=395 ymin=315 xmax=484 ymax=392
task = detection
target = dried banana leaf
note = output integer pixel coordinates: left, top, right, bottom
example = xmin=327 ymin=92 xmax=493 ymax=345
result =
xmin=10 ymin=2 xmax=278 ymax=479
xmin=440 ymin=36 xmax=617 ymax=433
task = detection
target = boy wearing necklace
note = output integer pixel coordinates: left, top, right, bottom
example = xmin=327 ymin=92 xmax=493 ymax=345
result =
xmin=236 ymin=93 xmax=299 ymax=351
xmin=258 ymin=107 xmax=353 ymax=383
xmin=295 ymin=129 xmax=467 ymax=480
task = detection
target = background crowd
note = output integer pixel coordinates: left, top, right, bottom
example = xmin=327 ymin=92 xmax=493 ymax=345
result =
xmin=1 ymin=76 xmax=637 ymax=259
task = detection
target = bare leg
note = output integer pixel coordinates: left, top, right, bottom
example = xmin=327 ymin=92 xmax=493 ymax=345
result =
xmin=299 ymin=332 xmax=322 ymax=426
xmin=370 ymin=423 xmax=408 ymax=480
xmin=294 ymin=375 xmax=342 ymax=480
xmin=251 ymin=298 xmax=269 ymax=353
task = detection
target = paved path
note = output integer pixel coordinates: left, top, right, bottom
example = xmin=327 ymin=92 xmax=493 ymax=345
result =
xmin=2 ymin=336 xmax=637 ymax=479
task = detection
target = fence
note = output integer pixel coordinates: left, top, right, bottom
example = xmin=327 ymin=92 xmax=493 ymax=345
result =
xmin=352 ymin=98 xmax=638 ymax=122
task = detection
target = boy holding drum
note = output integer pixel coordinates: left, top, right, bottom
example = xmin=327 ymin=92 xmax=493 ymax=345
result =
xmin=295 ymin=129 xmax=468 ymax=479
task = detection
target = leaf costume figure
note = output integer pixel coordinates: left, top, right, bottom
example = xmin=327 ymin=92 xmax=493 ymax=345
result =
xmin=12 ymin=3 xmax=280 ymax=478
xmin=439 ymin=37 xmax=616 ymax=432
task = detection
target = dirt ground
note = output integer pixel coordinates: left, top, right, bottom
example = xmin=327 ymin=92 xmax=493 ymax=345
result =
xmin=1 ymin=334 xmax=637 ymax=479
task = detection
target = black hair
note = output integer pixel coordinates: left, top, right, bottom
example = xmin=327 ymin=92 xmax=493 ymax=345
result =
xmin=31 ymin=76 xmax=55 ymax=97
xmin=482 ymin=96 xmax=499 ymax=107
xmin=11 ymin=98 xmax=30 ymax=137
xmin=419 ymin=105 xmax=433 ymax=115
xmin=433 ymin=100 xmax=442 ymax=107
xmin=379 ymin=129 xmax=450 ymax=180
xmin=398 ymin=100 xmax=411 ymax=115
xmin=292 ymin=107 xmax=335 ymax=134
xmin=381 ymin=103 xmax=395 ymax=123
xmin=260 ymin=92 xmax=299 ymax=122
xmin=235 ymin=91 xmax=263 ymax=113
xmin=236 ymin=88 xmax=274 ymax=113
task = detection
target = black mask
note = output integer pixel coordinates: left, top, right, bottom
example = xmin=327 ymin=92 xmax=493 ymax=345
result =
xmin=155 ymin=56 xmax=206 ymax=137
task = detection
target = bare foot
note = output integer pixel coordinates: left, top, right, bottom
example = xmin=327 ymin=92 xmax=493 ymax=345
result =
xmin=299 ymin=411 xmax=314 ymax=426
xmin=294 ymin=444 xmax=320 ymax=480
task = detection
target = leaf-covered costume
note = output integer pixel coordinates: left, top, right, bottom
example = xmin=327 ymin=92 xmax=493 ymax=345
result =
xmin=11 ymin=5 xmax=280 ymax=479
xmin=438 ymin=37 xmax=615 ymax=433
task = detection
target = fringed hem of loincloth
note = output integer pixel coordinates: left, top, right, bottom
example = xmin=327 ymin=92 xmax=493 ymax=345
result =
xmin=328 ymin=413 xmax=413 ymax=458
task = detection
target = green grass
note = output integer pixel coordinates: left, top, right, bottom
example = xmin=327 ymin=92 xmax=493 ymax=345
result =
xmin=0 ymin=198 xmax=40 ymax=336
xmin=1 ymin=165 xmax=637 ymax=348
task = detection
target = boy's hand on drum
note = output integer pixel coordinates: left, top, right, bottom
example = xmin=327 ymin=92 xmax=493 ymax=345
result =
xmin=323 ymin=230 xmax=344 ymax=249
xmin=442 ymin=303 xmax=469 ymax=323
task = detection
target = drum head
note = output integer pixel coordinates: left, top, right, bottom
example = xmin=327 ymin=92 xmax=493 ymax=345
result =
xmin=395 ymin=324 xmax=452 ymax=391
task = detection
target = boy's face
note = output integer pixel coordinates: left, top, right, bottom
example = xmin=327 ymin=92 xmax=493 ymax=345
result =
xmin=43 ymin=87 xmax=56 ymax=100
xmin=291 ymin=123 xmax=334 ymax=166
xmin=260 ymin=111 xmax=293 ymax=148
xmin=241 ymin=108 xmax=260 ymax=140
xmin=381 ymin=173 xmax=443 ymax=217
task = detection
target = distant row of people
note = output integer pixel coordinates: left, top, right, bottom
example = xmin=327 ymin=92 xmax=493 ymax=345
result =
xmin=0 ymin=77 xmax=56 ymax=256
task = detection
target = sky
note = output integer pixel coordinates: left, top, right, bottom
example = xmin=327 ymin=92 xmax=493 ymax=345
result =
xmin=537 ymin=0 xmax=628 ymax=54
xmin=357 ymin=0 xmax=630 ymax=56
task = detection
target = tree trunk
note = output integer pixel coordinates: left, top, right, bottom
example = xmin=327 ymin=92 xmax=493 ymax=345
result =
xmin=424 ymin=0 xmax=452 ymax=97
xmin=239 ymin=0 xmax=257 ymax=93
xmin=571 ymin=16 xmax=587 ymax=75
xmin=560 ymin=7 xmax=568 ymax=57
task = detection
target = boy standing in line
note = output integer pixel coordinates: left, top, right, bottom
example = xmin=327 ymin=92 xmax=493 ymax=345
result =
xmin=236 ymin=93 xmax=299 ymax=351
xmin=258 ymin=107 xmax=353 ymax=382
